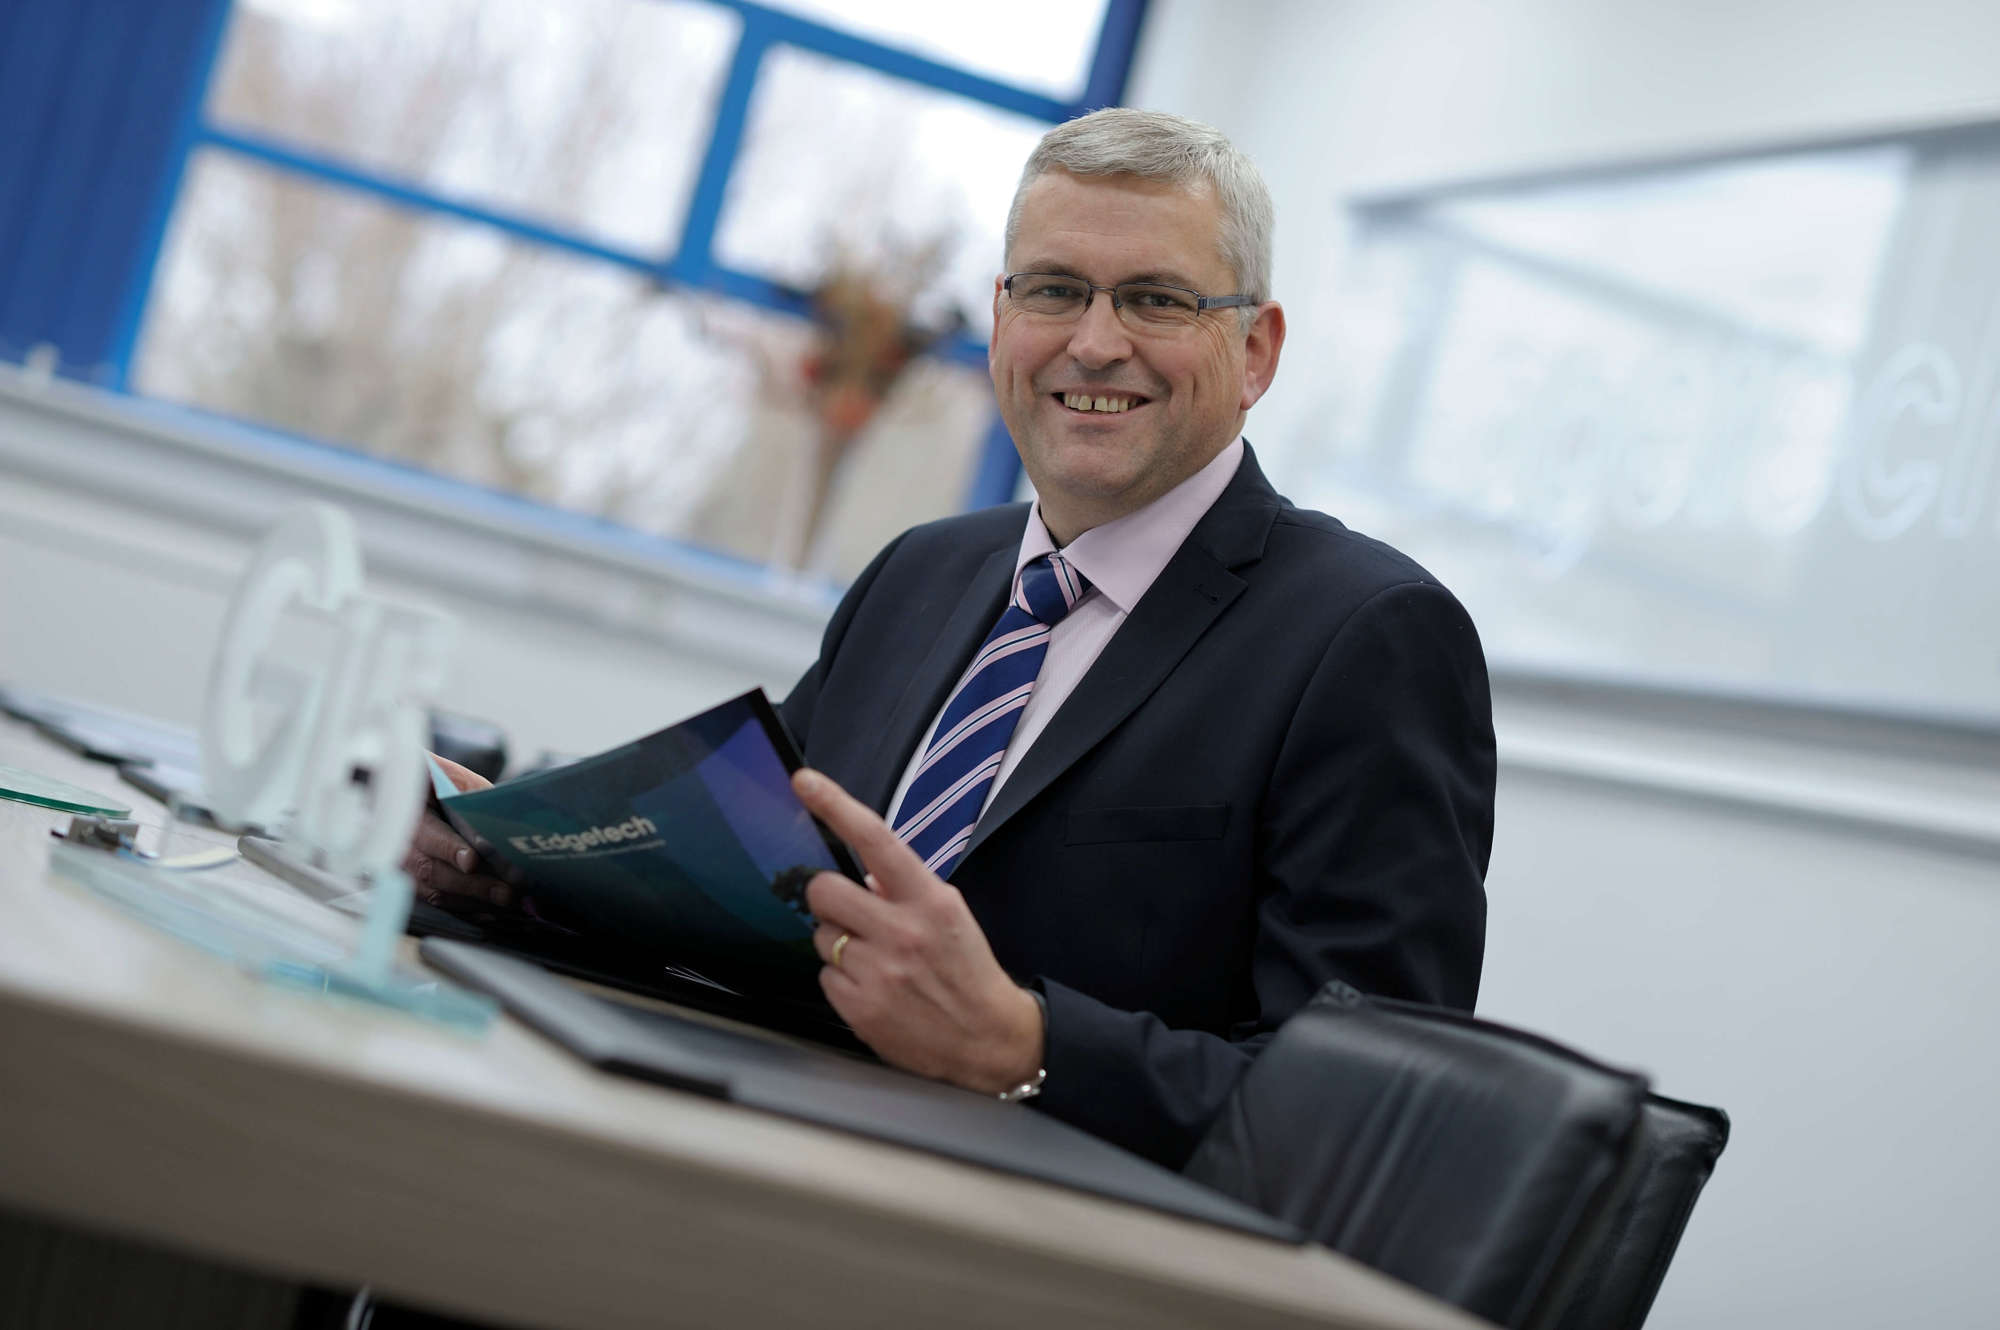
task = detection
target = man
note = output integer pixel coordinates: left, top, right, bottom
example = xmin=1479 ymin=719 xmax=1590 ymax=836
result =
xmin=415 ymin=109 xmax=1494 ymax=1169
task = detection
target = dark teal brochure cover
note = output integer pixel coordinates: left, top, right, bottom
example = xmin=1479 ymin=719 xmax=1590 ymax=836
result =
xmin=435 ymin=689 xmax=854 ymax=999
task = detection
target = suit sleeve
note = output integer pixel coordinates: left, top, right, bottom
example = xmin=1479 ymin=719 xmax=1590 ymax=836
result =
xmin=1031 ymin=580 xmax=1496 ymax=1168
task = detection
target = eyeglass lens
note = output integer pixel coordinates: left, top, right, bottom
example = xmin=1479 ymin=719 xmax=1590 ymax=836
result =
xmin=1009 ymin=275 xmax=1200 ymax=325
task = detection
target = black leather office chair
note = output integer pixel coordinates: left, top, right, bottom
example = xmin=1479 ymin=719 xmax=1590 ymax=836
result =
xmin=1552 ymin=1092 xmax=1729 ymax=1330
xmin=1182 ymin=984 xmax=1649 ymax=1330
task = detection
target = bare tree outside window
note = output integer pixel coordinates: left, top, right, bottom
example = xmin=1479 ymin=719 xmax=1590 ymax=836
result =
xmin=132 ymin=0 xmax=1039 ymax=581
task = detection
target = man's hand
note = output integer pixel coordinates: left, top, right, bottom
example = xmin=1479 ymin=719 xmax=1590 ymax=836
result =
xmin=401 ymin=753 xmax=516 ymax=909
xmin=791 ymin=768 xmax=1044 ymax=1096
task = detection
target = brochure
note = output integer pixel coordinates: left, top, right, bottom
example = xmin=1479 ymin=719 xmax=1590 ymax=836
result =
xmin=430 ymin=689 xmax=859 ymax=1006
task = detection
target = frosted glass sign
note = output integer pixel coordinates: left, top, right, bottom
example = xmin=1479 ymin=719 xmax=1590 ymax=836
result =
xmin=1287 ymin=135 xmax=2000 ymax=719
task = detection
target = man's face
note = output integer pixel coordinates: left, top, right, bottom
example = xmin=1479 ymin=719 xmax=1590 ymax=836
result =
xmin=990 ymin=169 xmax=1284 ymax=542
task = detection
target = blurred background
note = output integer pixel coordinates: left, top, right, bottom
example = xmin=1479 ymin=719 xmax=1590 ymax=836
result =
xmin=2 ymin=2 xmax=1997 ymax=1327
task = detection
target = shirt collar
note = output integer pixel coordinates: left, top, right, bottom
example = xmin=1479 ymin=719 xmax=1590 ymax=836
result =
xmin=1015 ymin=437 xmax=1245 ymax=613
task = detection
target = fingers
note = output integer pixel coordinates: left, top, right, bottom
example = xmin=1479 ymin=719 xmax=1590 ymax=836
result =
xmin=805 ymin=870 xmax=895 ymax=939
xmin=792 ymin=768 xmax=931 ymax=901
xmin=405 ymin=853 xmax=514 ymax=909
xmin=812 ymin=921 xmax=851 ymax=969
xmin=402 ymin=811 xmax=513 ymax=908
xmin=429 ymin=752 xmax=493 ymax=794
xmin=410 ymin=810 xmax=477 ymax=872
xmin=819 ymin=962 xmax=865 ymax=1025
xmin=814 ymin=930 xmax=870 ymax=1045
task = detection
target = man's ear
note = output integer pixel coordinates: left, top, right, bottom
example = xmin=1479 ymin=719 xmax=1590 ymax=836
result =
xmin=989 ymin=274 xmax=1006 ymax=367
xmin=1240 ymin=301 xmax=1286 ymax=411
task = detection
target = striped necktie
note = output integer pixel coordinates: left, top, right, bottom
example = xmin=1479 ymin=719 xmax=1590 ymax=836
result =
xmin=890 ymin=552 xmax=1090 ymax=879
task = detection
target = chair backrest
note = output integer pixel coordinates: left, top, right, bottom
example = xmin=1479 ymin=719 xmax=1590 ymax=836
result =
xmin=1552 ymin=1093 xmax=1730 ymax=1330
xmin=1183 ymin=984 xmax=1649 ymax=1330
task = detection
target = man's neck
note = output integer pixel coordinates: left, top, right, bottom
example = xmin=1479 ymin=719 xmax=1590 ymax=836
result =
xmin=1036 ymin=438 xmax=1242 ymax=547
xmin=1040 ymin=509 xmax=1089 ymax=548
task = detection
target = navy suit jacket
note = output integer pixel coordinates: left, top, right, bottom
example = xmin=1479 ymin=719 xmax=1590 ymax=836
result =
xmin=780 ymin=445 xmax=1495 ymax=1167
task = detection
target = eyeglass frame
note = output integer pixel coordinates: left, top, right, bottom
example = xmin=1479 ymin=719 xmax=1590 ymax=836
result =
xmin=1001 ymin=272 xmax=1257 ymax=328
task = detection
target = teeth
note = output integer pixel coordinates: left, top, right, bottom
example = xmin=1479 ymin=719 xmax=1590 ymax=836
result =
xmin=1062 ymin=392 xmax=1136 ymax=413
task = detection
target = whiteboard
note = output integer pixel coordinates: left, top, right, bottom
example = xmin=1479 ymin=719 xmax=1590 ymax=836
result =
xmin=1266 ymin=130 xmax=2000 ymax=723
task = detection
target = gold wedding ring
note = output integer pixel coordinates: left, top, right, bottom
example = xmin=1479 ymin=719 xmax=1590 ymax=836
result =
xmin=831 ymin=931 xmax=851 ymax=969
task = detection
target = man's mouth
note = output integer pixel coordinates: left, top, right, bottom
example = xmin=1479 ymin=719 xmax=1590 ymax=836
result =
xmin=1056 ymin=391 xmax=1148 ymax=414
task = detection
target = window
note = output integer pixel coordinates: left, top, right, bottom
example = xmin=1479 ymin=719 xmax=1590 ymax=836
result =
xmin=1290 ymin=132 xmax=2000 ymax=719
xmin=714 ymin=45 xmax=1050 ymax=341
xmin=113 ymin=0 xmax=1145 ymax=582
xmin=757 ymin=0 xmax=1108 ymax=101
xmin=202 ymin=0 xmax=738 ymax=253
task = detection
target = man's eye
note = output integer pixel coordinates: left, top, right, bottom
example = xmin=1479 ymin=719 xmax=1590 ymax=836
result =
xmin=1031 ymin=283 xmax=1083 ymax=300
xmin=1128 ymin=288 xmax=1190 ymax=310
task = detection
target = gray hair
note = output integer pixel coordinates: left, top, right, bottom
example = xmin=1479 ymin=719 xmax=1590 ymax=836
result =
xmin=1003 ymin=108 xmax=1274 ymax=306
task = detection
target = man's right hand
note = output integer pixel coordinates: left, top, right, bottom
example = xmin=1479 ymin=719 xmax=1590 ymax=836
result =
xmin=402 ymin=753 xmax=517 ymax=909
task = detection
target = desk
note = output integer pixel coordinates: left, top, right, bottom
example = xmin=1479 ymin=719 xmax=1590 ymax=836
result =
xmin=0 ymin=716 xmax=1485 ymax=1330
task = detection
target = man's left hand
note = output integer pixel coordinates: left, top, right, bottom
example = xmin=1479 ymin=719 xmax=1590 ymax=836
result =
xmin=791 ymin=767 xmax=1044 ymax=1096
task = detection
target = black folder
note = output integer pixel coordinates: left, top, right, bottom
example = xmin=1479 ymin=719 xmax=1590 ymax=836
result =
xmin=419 ymin=938 xmax=1302 ymax=1243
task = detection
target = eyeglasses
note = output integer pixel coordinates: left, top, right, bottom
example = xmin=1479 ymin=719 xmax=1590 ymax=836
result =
xmin=1002 ymin=273 xmax=1255 ymax=331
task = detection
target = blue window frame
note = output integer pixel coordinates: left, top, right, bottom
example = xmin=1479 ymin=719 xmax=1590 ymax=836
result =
xmin=0 ymin=0 xmax=1146 ymax=528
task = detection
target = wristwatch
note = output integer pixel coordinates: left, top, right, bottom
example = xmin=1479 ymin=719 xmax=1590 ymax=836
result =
xmin=997 ymin=985 xmax=1051 ymax=1101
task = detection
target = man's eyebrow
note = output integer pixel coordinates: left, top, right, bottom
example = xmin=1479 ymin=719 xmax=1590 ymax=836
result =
xmin=1014 ymin=261 xmax=1086 ymax=278
xmin=1013 ymin=263 xmax=1205 ymax=288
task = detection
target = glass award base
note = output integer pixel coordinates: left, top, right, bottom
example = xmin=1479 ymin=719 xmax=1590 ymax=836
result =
xmin=48 ymin=840 xmax=497 ymax=1033
xmin=1 ymin=762 xmax=131 ymax=816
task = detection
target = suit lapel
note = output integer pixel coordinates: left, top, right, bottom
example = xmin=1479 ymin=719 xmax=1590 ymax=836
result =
xmin=854 ymin=544 xmax=1015 ymax=814
xmin=961 ymin=446 xmax=1284 ymax=864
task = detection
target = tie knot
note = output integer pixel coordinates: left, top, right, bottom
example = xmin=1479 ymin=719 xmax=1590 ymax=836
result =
xmin=1015 ymin=553 xmax=1089 ymax=626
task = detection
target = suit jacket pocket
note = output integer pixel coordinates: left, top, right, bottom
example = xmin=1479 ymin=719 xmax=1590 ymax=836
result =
xmin=1065 ymin=803 xmax=1231 ymax=846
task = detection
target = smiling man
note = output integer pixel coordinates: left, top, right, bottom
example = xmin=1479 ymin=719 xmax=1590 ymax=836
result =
xmin=407 ymin=110 xmax=1496 ymax=1167
xmin=772 ymin=109 xmax=1498 ymax=1167
xmin=990 ymin=166 xmax=1278 ymax=544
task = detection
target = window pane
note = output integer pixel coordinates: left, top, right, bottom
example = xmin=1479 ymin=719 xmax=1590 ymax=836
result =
xmin=1432 ymin=152 xmax=1905 ymax=353
xmin=207 ymin=0 xmax=738 ymax=254
xmin=765 ymin=0 xmax=1107 ymax=101
xmin=131 ymin=151 xmax=993 ymax=582
xmin=716 ymin=45 xmax=1047 ymax=340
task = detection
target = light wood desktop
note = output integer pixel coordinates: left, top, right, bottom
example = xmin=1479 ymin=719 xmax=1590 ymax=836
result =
xmin=0 ymin=716 xmax=1486 ymax=1330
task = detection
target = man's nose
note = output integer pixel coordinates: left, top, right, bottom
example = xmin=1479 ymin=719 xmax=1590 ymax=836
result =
xmin=1064 ymin=291 xmax=1133 ymax=368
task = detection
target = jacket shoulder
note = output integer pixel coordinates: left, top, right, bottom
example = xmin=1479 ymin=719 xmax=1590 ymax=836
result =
xmin=1263 ymin=502 xmax=1455 ymax=599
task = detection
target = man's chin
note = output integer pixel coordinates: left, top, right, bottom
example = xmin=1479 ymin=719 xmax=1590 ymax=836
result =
xmin=1028 ymin=443 xmax=1135 ymax=486
xmin=1026 ymin=460 xmax=1160 ymax=529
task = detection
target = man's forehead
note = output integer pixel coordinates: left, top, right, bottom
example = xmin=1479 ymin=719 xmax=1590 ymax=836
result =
xmin=1010 ymin=169 xmax=1226 ymax=277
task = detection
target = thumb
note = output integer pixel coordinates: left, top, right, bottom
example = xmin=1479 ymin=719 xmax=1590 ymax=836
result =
xmin=429 ymin=751 xmax=492 ymax=794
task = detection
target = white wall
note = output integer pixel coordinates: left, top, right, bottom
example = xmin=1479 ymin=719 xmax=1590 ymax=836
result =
xmin=1490 ymin=762 xmax=1999 ymax=1329
xmin=1137 ymin=0 xmax=2000 ymax=196
xmin=1127 ymin=4 xmax=2000 ymax=1327
xmin=0 ymin=369 xmax=819 ymax=761
xmin=1482 ymin=690 xmax=1999 ymax=1329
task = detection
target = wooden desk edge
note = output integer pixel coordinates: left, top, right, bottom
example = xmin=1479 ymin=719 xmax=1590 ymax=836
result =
xmin=0 ymin=986 xmax=1482 ymax=1330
